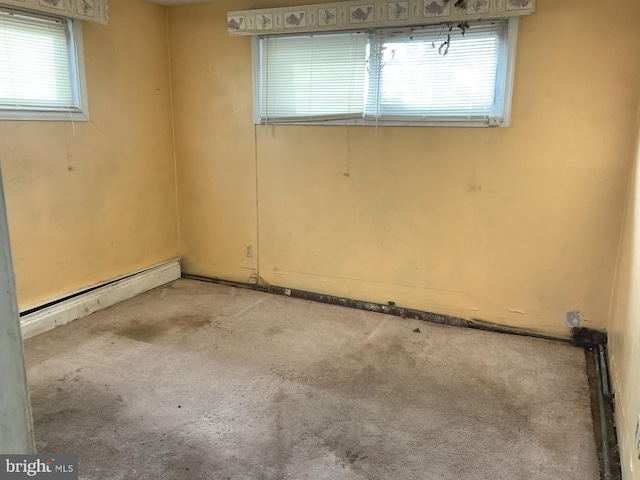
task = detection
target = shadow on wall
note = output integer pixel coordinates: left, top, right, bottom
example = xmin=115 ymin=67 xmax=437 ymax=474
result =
xmin=608 ymin=120 xmax=640 ymax=480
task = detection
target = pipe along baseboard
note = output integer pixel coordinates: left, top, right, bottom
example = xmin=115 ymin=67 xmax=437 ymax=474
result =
xmin=182 ymin=273 xmax=579 ymax=343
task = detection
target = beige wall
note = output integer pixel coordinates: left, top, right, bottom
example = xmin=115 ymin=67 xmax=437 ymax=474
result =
xmin=608 ymin=107 xmax=640 ymax=480
xmin=169 ymin=0 xmax=640 ymax=338
xmin=169 ymin=2 xmax=258 ymax=284
xmin=0 ymin=0 xmax=179 ymax=310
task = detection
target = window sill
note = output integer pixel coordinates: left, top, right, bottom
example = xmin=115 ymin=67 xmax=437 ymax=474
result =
xmin=0 ymin=109 xmax=90 ymax=122
xmin=255 ymin=118 xmax=509 ymax=128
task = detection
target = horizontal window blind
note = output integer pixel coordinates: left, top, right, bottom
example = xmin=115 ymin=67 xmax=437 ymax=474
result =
xmin=0 ymin=9 xmax=74 ymax=110
xmin=255 ymin=19 xmax=512 ymax=125
xmin=366 ymin=22 xmax=504 ymax=121
xmin=260 ymin=32 xmax=368 ymax=121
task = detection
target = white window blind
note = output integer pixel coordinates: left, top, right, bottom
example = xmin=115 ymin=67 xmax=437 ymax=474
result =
xmin=0 ymin=9 xmax=75 ymax=111
xmin=260 ymin=32 xmax=368 ymax=121
xmin=255 ymin=18 xmax=516 ymax=127
xmin=366 ymin=22 xmax=504 ymax=122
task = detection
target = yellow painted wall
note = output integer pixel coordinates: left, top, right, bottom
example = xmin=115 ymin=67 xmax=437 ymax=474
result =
xmin=169 ymin=0 xmax=640 ymax=338
xmin=0 ymin=0 xmax=179 ymax=310
xmin=169 ymin=2 xmax=258 ymax=283
xmin=608 ymin=107 xmax=640 ymax=480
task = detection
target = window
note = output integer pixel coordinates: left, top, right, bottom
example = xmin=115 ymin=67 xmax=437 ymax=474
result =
xmin=254 ymin=18 xmax=518 ymax=127
xmin=0 ymin=7 xmax=88 ymax=121
xmin=258 ymin=32 xmax=368 ymax=121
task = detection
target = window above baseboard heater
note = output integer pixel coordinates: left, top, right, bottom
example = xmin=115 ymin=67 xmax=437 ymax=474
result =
xmin=227 ymin=0 xmax=534 ymax=37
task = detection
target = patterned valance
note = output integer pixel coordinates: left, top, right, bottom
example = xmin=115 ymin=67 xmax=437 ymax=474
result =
xmin=1 ymin=0 xmax=109 ymax=24
xmin=228 ymin=0 xmax=533 ymax=36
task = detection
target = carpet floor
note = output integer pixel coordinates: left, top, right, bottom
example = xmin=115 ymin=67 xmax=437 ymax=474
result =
xmin=24 ymin=278 xmax=600 ymax=480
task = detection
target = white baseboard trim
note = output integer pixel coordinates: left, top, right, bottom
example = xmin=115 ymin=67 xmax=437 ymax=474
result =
xmin=21 ymin=259 xmax=181 ymax=340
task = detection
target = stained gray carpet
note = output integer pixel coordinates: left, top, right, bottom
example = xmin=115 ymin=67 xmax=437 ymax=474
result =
xmin=24 ymin=279 xmax=599 ymax=480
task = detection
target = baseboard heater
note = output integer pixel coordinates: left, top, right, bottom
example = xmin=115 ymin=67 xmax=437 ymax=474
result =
xmin=20 ymin=259 xmax=181 ymax=340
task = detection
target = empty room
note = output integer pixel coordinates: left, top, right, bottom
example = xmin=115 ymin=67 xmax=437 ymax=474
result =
xmin=1 ymin=0 xmax=640 ymax=478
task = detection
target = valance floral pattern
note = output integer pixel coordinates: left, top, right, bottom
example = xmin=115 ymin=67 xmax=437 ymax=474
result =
xmin=228 ymin=0 xmax=533 ymax=36
xmin=1 ymin=0 xmax=109 ymax=24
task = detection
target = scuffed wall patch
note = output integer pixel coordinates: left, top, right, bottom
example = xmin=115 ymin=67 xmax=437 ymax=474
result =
xmin=565 ymin=310 xmax=581 ymax=328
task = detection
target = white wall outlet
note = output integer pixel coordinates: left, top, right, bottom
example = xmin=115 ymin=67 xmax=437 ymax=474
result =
xmin=246 ymin=245 xmax=253 ymax=258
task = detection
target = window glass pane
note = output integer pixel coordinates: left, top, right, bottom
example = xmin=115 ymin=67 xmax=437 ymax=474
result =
xmin=366 ymin=22 xmax=503 ymax=120
xmin=0 ymin=9 xmax=75 ymax=110
xmin=260 ymin=32 xmax=368 ymax=120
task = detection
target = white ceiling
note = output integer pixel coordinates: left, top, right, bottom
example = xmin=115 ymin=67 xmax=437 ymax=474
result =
xmin=145 ymin=0 xmax=213 ymax=5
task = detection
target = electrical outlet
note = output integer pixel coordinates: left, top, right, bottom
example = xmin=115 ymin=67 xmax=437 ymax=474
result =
xmin=246 ymin=245 xmax=253 ymax=258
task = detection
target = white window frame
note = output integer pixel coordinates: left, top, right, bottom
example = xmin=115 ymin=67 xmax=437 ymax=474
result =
xmin=252 ymin=17 xmax=519 ymax=128
xmin=0 ymin=8 xmax=89 ymax=122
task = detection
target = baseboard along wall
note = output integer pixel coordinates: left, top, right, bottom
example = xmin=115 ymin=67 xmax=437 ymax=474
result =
xmin=20 ymin=259 xmax=181 ymax=340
